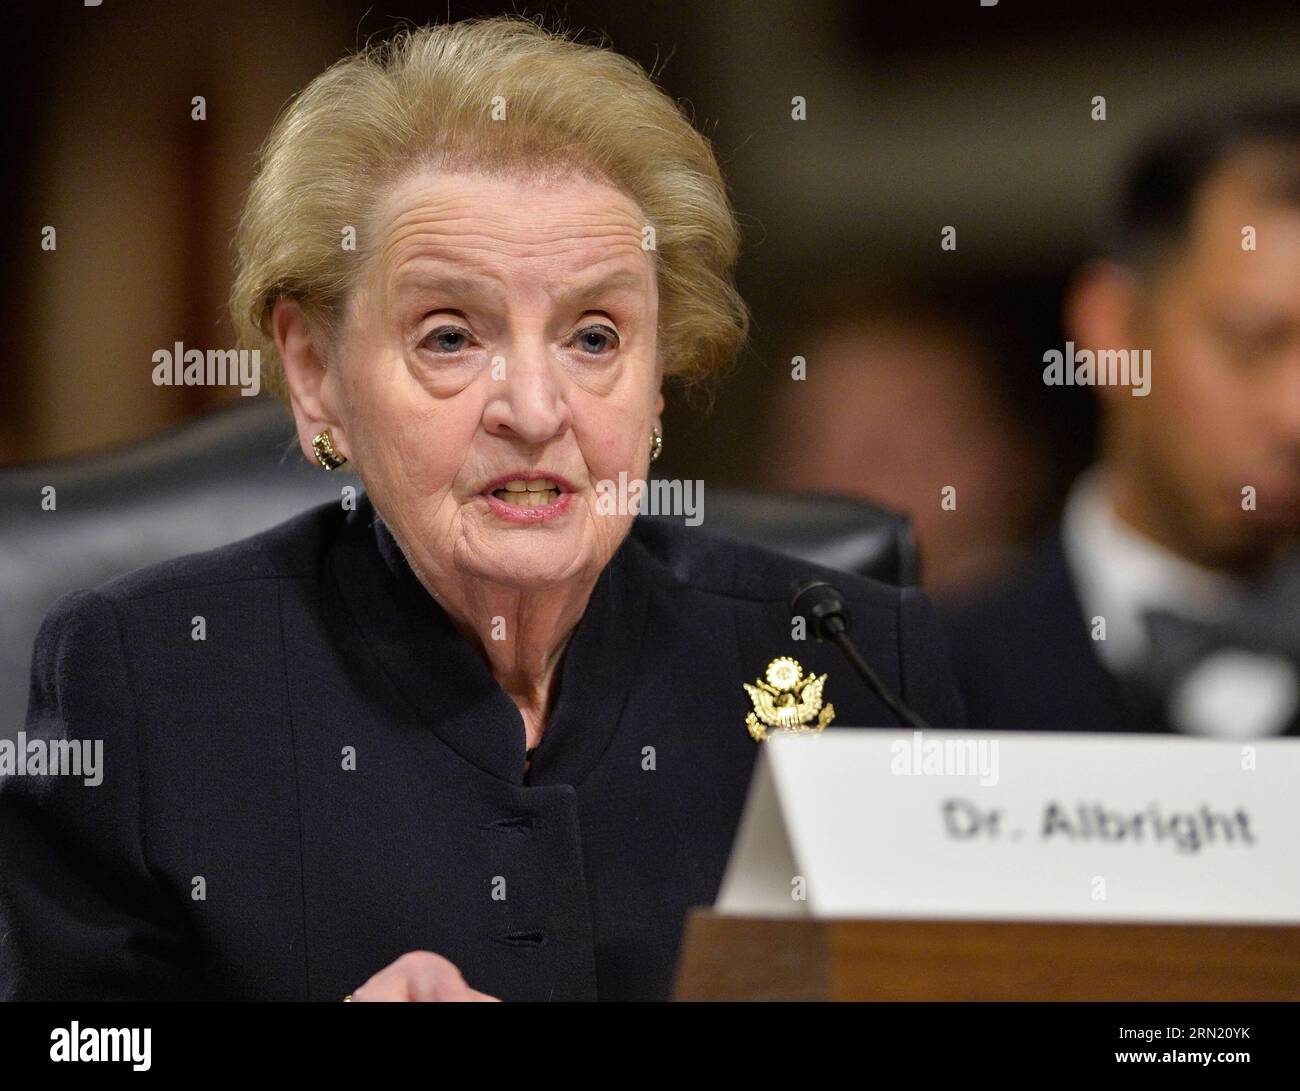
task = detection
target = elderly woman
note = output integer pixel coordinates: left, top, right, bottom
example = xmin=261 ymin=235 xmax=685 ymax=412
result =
xmin=0 ymin=17 xmax=961 ymax=1002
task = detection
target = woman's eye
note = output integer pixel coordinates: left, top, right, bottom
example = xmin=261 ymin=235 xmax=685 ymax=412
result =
xmin=573 ymin=324 xmax=619 ymax=355
xmin=421 ymin=326 xmax=471 ymax=353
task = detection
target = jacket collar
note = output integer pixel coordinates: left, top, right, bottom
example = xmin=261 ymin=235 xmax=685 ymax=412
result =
xmin=328 ymin=495 xmax=652 ymax=787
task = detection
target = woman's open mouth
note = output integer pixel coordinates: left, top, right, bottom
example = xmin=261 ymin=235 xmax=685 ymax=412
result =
xmin=482 ymin=473 xmax=575 ymax=522
xmin=491 ymin=478 xmax=562 ymax=506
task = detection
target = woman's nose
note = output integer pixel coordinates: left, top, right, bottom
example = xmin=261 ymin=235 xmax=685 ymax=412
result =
xmin=481 ymin=346 xmax=573 ymax=445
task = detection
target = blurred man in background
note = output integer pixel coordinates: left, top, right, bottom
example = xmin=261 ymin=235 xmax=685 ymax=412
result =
xmin=762 ymin=282 xmax=1055 ymax=595
xmin=941 ymin=102 xmax=1300 ymax=737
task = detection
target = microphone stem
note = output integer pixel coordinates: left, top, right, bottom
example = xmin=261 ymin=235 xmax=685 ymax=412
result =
xmin=829 ymin=630 xmax=930 ymax=729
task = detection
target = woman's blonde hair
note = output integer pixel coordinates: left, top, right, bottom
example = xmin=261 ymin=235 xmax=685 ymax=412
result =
xmin=230 ymin=14 xmax=748 ymax=396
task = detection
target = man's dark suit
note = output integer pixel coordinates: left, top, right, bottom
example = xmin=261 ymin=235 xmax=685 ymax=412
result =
xmin=0 ymin=494 xmax=963 ymax=1001
xmin=938 ymin=533 xmax=1143 ymax=733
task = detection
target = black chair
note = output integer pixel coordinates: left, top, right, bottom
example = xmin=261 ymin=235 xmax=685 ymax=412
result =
xmin=643 ymin=486 xmax=917 ymax=587
xmin=0 ymin=401 xmax=916 ymax=736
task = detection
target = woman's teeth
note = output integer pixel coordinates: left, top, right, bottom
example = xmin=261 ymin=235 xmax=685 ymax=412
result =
xmin=492 ymin=479 xmax=561 ymax=506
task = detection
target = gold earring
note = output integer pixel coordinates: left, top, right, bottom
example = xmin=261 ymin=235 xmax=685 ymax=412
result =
xmin=312 ymin=429 xmax=348 ymax=470
xmin=649 ymin=427 xmax=663 ymax=464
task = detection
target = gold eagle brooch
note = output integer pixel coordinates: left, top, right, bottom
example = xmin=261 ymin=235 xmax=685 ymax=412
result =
xmin=743 ymin=656 xmax=835 ymax=741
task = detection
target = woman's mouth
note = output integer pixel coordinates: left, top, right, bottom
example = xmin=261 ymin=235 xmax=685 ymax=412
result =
xmin=491 ymin=478 xmax=562 ymax=506
xmin=481 ymin=474 xmax=575 ymax=522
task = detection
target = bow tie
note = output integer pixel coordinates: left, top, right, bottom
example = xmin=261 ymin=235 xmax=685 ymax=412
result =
xmin=1135 ymin=564 xmax=1300 ymax=738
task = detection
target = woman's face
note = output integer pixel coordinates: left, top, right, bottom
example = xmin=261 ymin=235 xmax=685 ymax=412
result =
xmin=306 ymin=168 xmax=662 ymax=594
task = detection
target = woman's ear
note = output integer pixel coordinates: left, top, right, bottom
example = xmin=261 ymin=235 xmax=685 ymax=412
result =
xmin=271 ymin=298 xmax=350 ymax=465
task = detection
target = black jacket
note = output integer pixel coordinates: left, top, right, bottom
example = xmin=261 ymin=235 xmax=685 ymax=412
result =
xmin=938 ymin=532 xmax=1152 ymax=733
xmin=1 ymin=495 xmax=963 ymax=1001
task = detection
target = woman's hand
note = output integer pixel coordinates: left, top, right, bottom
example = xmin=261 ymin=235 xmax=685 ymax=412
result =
xmin=348 ymin=951 xmax=501 ymax=1001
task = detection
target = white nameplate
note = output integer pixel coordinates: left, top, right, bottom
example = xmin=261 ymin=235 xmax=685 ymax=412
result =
xmin=715 ymin=730 xmax=1300 ymax=922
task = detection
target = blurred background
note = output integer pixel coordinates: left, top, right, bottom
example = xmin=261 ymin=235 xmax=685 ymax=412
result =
xmin=3 ymin=0 xmax=1299 ymax=594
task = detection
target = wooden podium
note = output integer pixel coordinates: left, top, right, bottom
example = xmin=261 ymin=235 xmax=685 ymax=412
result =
xmin=673 ymin=911 xmax=1300 ymax=1000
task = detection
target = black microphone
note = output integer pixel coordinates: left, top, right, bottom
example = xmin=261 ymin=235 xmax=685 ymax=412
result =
xmin=788 ymin=578 xmax=931 ymax=729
